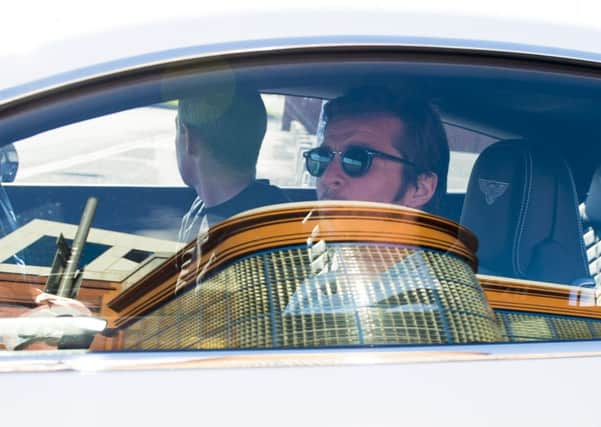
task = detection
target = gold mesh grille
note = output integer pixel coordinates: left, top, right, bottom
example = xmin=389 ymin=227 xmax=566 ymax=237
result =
xmin=497 ymin=310 xmax=601 ymax=341
xmin=123 ymin=244 xmax=501 ymax=349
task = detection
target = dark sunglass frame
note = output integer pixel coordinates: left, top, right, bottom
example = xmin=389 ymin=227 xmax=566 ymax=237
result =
xmin=303 ymin=145 xmax=416 ymax=178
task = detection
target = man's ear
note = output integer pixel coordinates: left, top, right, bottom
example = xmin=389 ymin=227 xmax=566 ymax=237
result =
xmin=181 ymin=123 xmax=200 ymax=156
xmin=399 ymin=172 xmax=438 ymax=210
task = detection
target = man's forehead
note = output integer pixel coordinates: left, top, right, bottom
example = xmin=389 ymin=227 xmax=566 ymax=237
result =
xmin=323 ymin=112 xmax=406 ymax=141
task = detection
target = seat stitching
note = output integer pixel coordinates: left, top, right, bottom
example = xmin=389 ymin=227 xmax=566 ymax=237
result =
xmin=513 ymin=148 xmax=532 ymax=277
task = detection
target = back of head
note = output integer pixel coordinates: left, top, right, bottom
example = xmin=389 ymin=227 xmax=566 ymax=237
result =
xmin=322 ymin=86 xmax=449 ymax=214
xmin=178 ymin=86 xmax=267 ymax=174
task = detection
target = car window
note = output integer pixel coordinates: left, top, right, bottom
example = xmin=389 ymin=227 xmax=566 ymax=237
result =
xmin=1 ymin=55 xmax=601 ymax=353
xmin=257 ymin=95 xmax=497 ymax=192
xmin=11 ymin=94 xmax=496 ymax=193
xmin=11 ymin=106 xmax=183 ymax=187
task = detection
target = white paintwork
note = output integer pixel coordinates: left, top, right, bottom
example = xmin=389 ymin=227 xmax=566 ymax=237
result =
xmin=2 ymin=7 xmax=601 ymax=96
xmin=1 ymin=342 xmax=600 ymax=426
xmin=2 ymin=4 xmax=601 ymax=425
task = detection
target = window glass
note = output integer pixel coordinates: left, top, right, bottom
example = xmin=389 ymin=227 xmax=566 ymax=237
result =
xmin=10 ymin=93 xmax=497 ymax=193
xmin=259 ymin=95 xmax=497 ymax=192
xmin=12 ymin=106 xmax=183 ymax=186
xmin=1 ymin=58 xmax=601 ymax=353
xmin=444 ymin=123 xmax=496 ymax=192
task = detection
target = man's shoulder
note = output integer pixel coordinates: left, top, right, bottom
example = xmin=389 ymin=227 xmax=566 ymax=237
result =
xmin=204 ymin=180 xmax=290 ymax=222
xmin=248 ymin=180 xmax=291 ymax=204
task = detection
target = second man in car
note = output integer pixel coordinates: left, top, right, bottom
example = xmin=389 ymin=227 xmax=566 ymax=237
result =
xmin=305 ymin=86 xmax=449 ymax=214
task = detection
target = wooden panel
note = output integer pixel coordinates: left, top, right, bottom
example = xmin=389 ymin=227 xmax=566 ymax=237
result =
xmin=108 ymin=202 xmax=477 ymax=328
xmin=480 ymin=274 xmax=601 ymax=319
xmin=0 ymin=272 xmax=120 ymax=313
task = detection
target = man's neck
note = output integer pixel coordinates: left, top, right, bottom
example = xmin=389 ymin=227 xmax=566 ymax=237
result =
xmin=194 ymin=171 xmax=254 ymax=208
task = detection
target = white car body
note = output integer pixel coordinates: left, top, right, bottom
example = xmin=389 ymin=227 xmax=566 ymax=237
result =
xmin=2 ymin=6 xmax=601 ymax=426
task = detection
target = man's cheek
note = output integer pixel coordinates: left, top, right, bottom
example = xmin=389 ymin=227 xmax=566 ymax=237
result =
xmin=316 ymin=181 xmax=327 ymax=198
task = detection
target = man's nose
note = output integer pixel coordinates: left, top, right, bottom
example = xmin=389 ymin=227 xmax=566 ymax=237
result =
xmin=320 ymin=155 xmax=345 ymax=188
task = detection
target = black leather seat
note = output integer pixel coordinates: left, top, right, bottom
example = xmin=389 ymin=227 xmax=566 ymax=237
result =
xmin=460 ymin=139 xmax=589 ymax=283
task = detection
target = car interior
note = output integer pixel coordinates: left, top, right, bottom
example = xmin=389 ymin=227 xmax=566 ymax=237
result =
xmin=2 ymin=52 xmax=601 ymax=288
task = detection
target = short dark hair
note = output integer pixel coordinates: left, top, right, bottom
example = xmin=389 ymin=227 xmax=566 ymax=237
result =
xmin=322 ymin=86 xmax=449 ymax=213
xmin=178 ymin=87 xmax=267 ymax=173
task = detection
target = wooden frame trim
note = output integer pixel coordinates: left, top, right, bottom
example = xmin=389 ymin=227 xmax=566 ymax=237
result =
xmin=108 ymin=202 xmax=477 ymax=327
xmin=479 ymin=274 xmax=601 ymax=319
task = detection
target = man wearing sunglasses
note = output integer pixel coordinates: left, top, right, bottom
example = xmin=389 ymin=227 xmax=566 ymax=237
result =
xmin=176 ymin=87 xmax=290 ymax=242
xmin=305 ymin=87 xmax=449 ymax=214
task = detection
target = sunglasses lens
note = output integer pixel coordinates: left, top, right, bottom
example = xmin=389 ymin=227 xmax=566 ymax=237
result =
xmin=305 ymin=148 xmax=332 ymax=177
xmin=342 ymin=147 xmax=370 ymax=177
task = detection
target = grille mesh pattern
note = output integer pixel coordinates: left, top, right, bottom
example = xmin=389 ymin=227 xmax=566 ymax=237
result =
xmin=123 ymin=244 xmax=501 ymax=349
xmin=497 ymin=310 xmax=601 ymax=341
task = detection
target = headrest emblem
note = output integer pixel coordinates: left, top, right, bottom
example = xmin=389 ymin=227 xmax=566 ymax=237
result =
xmin=478 ymin=178 xmax=509 ymax=205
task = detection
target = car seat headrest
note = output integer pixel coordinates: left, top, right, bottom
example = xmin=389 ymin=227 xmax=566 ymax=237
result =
xmin=460 ymin=140 xmax=589 ymax=283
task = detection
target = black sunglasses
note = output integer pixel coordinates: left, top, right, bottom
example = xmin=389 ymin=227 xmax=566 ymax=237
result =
xmin=303 ymin=145 xmax=416 ymax=178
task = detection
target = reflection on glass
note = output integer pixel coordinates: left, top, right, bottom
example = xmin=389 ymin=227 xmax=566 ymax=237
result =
xmin=3 ymin=60 xmax=601 ymax=356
